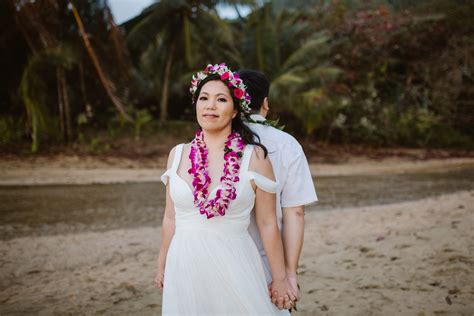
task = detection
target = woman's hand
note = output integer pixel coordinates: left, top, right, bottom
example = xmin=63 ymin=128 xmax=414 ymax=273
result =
xmin=268 ymin=277 xmax=297 ymax=310
xmin=155 ymin=266 xmax=164 ymax=291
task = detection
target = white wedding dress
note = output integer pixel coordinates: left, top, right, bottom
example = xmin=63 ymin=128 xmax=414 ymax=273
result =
xmin=161 ymin=144 xmax=290 ymax=315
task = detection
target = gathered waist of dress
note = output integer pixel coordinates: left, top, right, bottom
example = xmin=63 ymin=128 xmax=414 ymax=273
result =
xmin=175 ymin=218 xmax=250 ymax=237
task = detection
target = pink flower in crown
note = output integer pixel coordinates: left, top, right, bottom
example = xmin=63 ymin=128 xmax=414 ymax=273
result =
xmin=234 ymin=88 xmax=244 ymax=99
xmin=221 ymin=72 xmax=230 ymax=81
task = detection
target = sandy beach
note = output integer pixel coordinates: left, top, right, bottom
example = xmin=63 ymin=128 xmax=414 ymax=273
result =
xmin=0 ymin=157 xmax=473 ymax=315
xmin=1 ymin=157 xmax=473 ymax=185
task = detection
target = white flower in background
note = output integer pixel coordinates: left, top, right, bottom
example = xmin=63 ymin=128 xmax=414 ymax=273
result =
xmin=333 ymin=113 xmax=347 ymax=128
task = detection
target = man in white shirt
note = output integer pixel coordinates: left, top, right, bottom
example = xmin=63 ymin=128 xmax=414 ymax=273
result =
xmin=238 ymin=70 xmax=318 ymax=306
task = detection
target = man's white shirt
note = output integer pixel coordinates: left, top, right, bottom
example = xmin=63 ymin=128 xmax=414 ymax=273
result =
xmin=247 ymin=114 xmax=318 ymax=283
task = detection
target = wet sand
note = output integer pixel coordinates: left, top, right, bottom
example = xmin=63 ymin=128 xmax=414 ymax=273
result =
xmin=1 ymin=157 xmax=474 ymax=185
xmin=1 ymin=190 xmax=472 ymax=315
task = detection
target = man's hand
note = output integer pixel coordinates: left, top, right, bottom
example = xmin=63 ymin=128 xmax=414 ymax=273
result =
xmin=287 ymin=271 xmax=300 ymax=301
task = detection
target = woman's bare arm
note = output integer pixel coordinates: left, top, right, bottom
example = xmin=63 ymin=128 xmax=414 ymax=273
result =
xmin=155 ymin=147 xmax=177 ymax=290
xmin=251 ymin=147 xmax=296 ymax=309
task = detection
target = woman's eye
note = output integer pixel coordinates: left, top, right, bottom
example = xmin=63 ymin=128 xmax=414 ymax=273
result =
xmin=199 ymin=96 xmax=208 ymax=101
xmin=218 ymin=97 xmax=227 ymax=102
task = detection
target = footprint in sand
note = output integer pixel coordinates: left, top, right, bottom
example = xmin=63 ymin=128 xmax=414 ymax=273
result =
xmin=442 ymin=248 xmax=456 ymax=253
xmin=450 ymin=220 xmax=460 ymax=228
xmin=394 ymin=244 xmax=412 ymax=249
xmin=414 ymin=233 xmax=430 ymax=241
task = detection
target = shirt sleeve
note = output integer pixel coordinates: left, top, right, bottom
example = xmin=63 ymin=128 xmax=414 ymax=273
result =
xmin=280 ymin=144 xmax=318 ymax=208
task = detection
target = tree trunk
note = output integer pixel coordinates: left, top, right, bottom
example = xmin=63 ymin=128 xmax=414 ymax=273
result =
xmin=69 ymin=0 xmax=133 ymax=122
xmin=78 ymin=60 xmax=90 ymax=114
xmin=56 ymin=67 xmax=72 ymax=141
xmin=183 ymin=14 xmax=192 ymax=67
xmin=159 ymin=41 xmax=176 ymax=122
xmin=31 ymin=107 xmax=39 ymax=153
xmin=56 ymin=67 xmax=66 ymax=140
xmin=256 ymin=18 xmax=264 ymax=71
xmin=61 ymin=69 xmax=72 ymax=141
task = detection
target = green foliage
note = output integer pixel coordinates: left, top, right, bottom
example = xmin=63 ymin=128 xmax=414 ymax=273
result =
xmin=0 ymin=117 xmax=22 ymax=145
xmin=134 ymin=109 xmax=153 ymax=141
xmin=284 ymin=0 xmax=474 ymax=148
xmin=396 ymin=108 xmax=440 ymax=146
xmin=19 ymin=46 xmax=77 ymax=152
xmin=5 ymin=0 xmax=473 ymax=151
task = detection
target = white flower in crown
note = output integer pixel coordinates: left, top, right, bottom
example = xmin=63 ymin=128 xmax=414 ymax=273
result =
xmin=189 ymin=63 xmax=251 ymax=114
xmin=196 ymin=72 xmax=207 ymax=80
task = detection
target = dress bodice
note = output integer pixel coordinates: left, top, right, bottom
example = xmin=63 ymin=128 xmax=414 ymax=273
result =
xmin=161 ymin=144 xmax=278 ymax=235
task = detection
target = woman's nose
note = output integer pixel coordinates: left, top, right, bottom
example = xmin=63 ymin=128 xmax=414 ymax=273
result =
xmin=205 ymin=98 xmax=217 ymax=109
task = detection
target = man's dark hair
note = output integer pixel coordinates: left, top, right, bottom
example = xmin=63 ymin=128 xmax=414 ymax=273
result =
xmin=237 ymin=70 xmax=269 ymax=112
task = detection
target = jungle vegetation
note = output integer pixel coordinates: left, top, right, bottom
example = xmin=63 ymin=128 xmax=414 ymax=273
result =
xmin=1 ymin=0 xmax=473 ymax=153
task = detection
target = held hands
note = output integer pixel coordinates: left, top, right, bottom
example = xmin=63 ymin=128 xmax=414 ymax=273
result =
xmin=287 ymin=271 xmax=300 ymax=301
xmin=268 ymin=276 xmax=298 ymax=310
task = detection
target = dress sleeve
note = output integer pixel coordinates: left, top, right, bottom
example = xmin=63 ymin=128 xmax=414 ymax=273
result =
xmin=160 ymin=143 xmax=184 ymax=186
xmin=160 ymin=169 xmax=172 ymax=186
xmin=248 ymin=171 xmax=279 ymax=194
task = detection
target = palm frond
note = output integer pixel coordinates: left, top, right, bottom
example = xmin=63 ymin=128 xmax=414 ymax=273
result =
xmin=282 ymin=31 xmax=331 ymax=71
xmin=19 ymin=46 xmax=77 ymax=152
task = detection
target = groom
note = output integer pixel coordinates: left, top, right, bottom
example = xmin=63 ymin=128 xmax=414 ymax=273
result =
xmin=238 ymin=69 xmax=318 ymax=310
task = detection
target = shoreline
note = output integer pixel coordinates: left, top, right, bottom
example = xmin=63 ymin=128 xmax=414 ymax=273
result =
xmin=0 ymin=190 xmax=472 ymax=315
xmin=1 ymin=157 xmax=473 ymax=186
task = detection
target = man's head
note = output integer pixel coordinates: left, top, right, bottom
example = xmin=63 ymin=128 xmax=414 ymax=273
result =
xmin=237 ymin=69 xmax=270 ymax=117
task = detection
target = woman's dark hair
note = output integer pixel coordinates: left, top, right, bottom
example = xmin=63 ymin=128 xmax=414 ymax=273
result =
xmin=193 ymin=74 xmax=268 ymax=157
xmin=236 ymin=70 xmax=269 ymax=112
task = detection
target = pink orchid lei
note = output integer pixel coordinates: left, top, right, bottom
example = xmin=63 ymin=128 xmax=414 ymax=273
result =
xmin=189 ymin=63 xmax=252 ymax=114
xmin=188 ymin=129 xmax=245 ymax=219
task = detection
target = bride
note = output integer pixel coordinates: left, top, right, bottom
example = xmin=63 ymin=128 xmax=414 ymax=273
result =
xmin=155 ymin=63 xmax=296 ymax=314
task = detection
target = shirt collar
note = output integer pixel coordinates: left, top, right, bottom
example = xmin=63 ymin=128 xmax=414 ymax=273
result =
xmin=250 ymin=114 xmax=266 ymax=122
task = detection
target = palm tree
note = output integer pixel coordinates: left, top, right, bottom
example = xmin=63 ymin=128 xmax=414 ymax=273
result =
xmin=8 ymin=0 xmax=134 ymax=151
xmin=19 ymin=46 xmax=77 ymax=152
xmin=240 ymin=3 xmax=344 ymax=135
xmin=69 ymin=0 xmax=132 ymax=122
xmin=125 ymin=0 xmax=250 ymax=122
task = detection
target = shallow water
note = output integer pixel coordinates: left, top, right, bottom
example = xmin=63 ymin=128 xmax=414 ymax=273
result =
xmin=0 ymin=168 xmax=473 ymax=240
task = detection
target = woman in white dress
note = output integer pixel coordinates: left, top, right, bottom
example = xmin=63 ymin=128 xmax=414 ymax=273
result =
xmin=155 ymin=64 xmax=296 ymax=315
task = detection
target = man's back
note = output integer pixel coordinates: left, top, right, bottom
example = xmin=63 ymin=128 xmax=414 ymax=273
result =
xmin=247 ymin=119 xmax=318 ymax=283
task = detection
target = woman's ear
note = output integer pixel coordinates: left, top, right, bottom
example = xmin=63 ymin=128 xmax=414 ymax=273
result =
xmin=232 ymin=109 xmax=237 ymax=119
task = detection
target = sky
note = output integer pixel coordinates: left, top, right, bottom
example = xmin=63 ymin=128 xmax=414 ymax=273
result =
xmin=108 ymin=0 xmax=250 ymax=24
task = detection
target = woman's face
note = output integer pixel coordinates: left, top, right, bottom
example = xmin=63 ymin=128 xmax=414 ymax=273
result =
xmin=196 ymin=80 xmax=237 ymax=133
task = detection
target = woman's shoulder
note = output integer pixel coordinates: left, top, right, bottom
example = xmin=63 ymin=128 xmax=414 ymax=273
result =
xmin=166 ymin=143 xmax=188 ymax=169
xmin=248 ymin=145 xmax=275 ymax=181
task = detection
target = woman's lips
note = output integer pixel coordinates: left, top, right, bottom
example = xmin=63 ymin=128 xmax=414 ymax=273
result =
xmin=203 ymin=114 xmax=219 ymax=119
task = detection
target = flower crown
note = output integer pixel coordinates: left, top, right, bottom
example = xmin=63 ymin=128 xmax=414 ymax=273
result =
xmin=190 ymin=63 xmax=251 ymax=114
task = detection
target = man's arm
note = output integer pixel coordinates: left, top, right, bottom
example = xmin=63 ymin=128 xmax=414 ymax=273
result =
xmin=281 ymin=205 xmax=304 ymax=299
xmin=279 ymin=142 xmax=317 ymax=299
